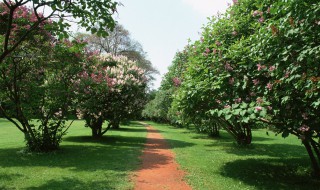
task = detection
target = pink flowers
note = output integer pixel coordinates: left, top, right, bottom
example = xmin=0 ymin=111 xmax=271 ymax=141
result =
xmin=229 ymin=77 xmax=235 ymax=85
xmin=213 ymin=48 xmax=217 ymax=54
xmin=269 ymin=65 xmax=276 ymax=72
xmin=266 ymin=82 xmax=273 ymax=90
xmin=252 ymin=10 xmax=264 ymax=23
xmin=299 ymin=124 xmax=310 ymax=132
xmin=232 ymin=0 xmax=239 ymax=4
xmin=205 ymin=48 xmax=210 ymax=53
xmin=255 ymin=106 xmax=263 ymax=111
xmin=225 ymin=63 xmax=233 ymax=71
xmin=256 ymin=63 xmax=267 ymax=71
xmin=232 ymin=30 xmax=238 ymax=36
xmin=258 ymin=17 xmax=265 ymax=23
xmin=284 ymin=71 xmax=290 ymax=78
xmin=252 ymin=10 xmax=262 ymax=17
xmin=172 ymin=77 xmax=181 ymax=87
xmin=215 ymin=41 xmax=222 ymax=46
xmin=235 ymin=98 xmax=242 ymax=103
xmin=252 ymin=79 xmax=259 ymax=85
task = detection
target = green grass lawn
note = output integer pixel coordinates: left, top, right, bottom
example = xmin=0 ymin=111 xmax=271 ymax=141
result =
xmin=0 ymin=119 xmax=147 ymax=190
xmin=147 ymin=122 xmax=320 ymax=190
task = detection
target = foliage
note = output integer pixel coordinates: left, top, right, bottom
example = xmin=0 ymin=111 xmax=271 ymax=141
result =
xmin=168 ymin=0 xmax=320 ymax=175
xmin=142 ymin=49 xmax=189 ymax=124
xmin=0 ymin=36 xmax=85 ymax=151
xmin=75 ymin=54 xmax=147 ymax=137
xmin=0 ymin=0 xmax=118 ymax=64
xmin=142 ymin=89 xmax=174 ymax=123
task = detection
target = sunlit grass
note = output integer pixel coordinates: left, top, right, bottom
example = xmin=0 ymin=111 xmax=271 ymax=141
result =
xmin=148 ymin=121 xmax=320 ymax=190
xmin=0 ymin=119 xmax=147 ymax=190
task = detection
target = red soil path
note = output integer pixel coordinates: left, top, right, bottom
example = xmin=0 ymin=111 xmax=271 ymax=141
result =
xmin=133 ymin=123 xmax=192 ymax=190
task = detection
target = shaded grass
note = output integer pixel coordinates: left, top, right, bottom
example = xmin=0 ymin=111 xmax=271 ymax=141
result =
xmin=147 ymin=121 xmax=320 ymax=190
xmin=0 ymin=119 xmax=147 ymax=190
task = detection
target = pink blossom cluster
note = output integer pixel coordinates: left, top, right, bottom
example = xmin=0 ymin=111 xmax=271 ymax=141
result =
xmin=235 ymin=98 xmax=242 ymax=103
xmin=255 ymin=106 xmax=262 ymax=111
xmin=299 ymin=124 xmax=310 ymax=132
xmin=225 ymin=63 xmax=233 ymax=71
xmin=252 ymin=10 xmax=265 ymax=23
xmin=257 ymin=63 xmax=267 ymax=71
xmin=172 ymin=77 xmax=182 ymax=87
xmin=252 ymin=79 xmax=259 ymax=85
xmin=0 ymin=3 xmax=53 ymax=44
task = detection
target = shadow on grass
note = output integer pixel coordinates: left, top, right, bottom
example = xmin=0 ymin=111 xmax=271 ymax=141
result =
xmin=222 ymin=143 xmax=308 ymax=158
xmin=110 ymin=127 xmax=147 ymax=133
xmin=0 ymin=173 xmax=23 ymax=181
xmin=109 ymin=122 xmax=148 ymax=133
xmin=192 ymin=130 xmax=274 ymax=142
xmin=24 ymin=177 xmax=117 ymax=190
xmin=0 ymin=135 xmax=194 ymax=172
xmin=220 ymin=158 xmax=320 ymax=190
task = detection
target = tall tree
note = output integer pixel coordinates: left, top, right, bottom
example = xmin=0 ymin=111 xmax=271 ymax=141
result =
xmin=77 ymin=24 xmax=158 ymax=82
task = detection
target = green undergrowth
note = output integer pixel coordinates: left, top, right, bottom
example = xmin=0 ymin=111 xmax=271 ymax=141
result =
xmin=0 ymin=119 xmax=147 ymax=190
xmin=147 ymin=121 xmax=320 ymax=190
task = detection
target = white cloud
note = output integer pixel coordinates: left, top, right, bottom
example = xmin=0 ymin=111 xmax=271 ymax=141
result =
xmin=181 ymin=0 xmax=232 ymax=17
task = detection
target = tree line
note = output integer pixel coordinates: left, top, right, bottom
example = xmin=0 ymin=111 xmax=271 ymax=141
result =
xmin=143 ymin=0 xmax=320 ymax=177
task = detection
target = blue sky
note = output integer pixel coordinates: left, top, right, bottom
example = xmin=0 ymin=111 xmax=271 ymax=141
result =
xmin=116 ymin=0 xmax=233 ymax=89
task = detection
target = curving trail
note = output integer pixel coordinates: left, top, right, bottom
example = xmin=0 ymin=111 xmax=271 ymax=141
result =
xmin=133 ymin=123 xmax=192 ymax=190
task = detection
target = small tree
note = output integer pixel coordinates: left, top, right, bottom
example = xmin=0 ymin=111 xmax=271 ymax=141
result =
xmin=75 ymin=54 xmax=147 ymax=138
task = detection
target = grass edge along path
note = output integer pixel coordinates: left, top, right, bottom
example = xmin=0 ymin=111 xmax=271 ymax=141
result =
xmin=0 ymin=119 xmax=147 ymax=190
xmin=147 ymin=121 xmax=320 ymax=190
xmin=133 ymin=122 xmax=192 ymax=190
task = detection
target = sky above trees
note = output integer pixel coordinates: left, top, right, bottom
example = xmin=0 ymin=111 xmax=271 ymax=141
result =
xmin=115 ymin=0 xmax=232 ymax=89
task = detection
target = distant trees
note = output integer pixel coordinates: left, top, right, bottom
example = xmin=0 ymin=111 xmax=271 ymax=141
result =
xmin=77 ymin=24 xmax=158 ymax=83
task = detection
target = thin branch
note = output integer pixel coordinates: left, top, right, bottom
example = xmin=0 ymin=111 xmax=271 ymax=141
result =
xmin=101 ymin=122 xmax=112 ymax=135
xmin=62 ymin=119 xmax=74 ymax=134
xmin=0 ymin=104 xmax=24 ymax=132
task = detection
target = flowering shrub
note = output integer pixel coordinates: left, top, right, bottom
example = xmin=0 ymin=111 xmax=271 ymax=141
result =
xmin=0 ymin=38 xmax=85 ymax=152
xmin=75 ymin=53 xmax=147 ymax=137
xmin=166 ymin=0 xmax=320 ymax=176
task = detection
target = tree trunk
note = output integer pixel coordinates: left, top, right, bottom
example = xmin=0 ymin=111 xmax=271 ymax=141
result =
xmin=90 ymin=118 xmax=104 ymax=138
xmin=208 ymin=125 xmax=220 ymax=137
xmin=91 ymin=127 xmax=102 ymax=138
xmin=303 ymin=140 xmax=320 ymax=177
xmin=111 ymin=120 xmax=120 ymax=129
xmin=24 ymin=129 xmax=60 ymax=152
xmin=222 ymin=119 xmax=252 ymax=145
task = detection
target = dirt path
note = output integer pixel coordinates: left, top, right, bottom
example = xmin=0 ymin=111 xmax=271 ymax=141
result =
xmin=133 ymin=123 xmax=192 ymax=190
